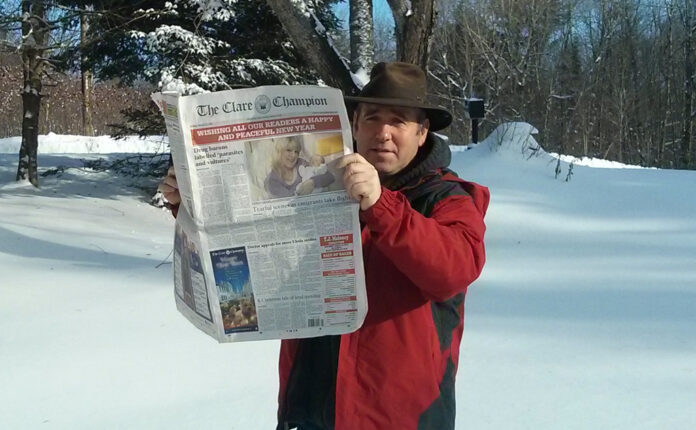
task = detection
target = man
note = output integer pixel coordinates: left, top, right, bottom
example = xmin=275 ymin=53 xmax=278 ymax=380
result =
xmin=160 ymin=62 xmax=489 ymax=430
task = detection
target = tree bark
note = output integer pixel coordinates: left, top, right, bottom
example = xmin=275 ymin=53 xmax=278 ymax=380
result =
xmin=17 ymin=0 xmax=49 ymax=187
xmin=349 ymin=0 xmax=374 ymax=73
xmin=681 ymin=0 xmax=694 ymax=168
xmin=386 ymin=0 xmax=435 ymax=69
xmin=660 ymin=2 xmax=675 ymax=167
xmin=18 ymin=90 xmax=41 ymax=187
xmin=264 ymin=0 xmax=358 ymax=94
xmin=81 ymin=9 xmax=94 ymax=137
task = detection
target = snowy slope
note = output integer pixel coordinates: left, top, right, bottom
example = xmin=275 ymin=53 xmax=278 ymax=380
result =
xmin=455 ymin=124 xmax=696 ymax=430
xmin=0 ymin=133 xmax=168 ymax=154
xmin=1 ymin=125 xmax=694 ymax=429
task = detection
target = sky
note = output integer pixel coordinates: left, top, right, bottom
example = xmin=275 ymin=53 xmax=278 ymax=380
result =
xmin=1 ymin=125 xmax=695 ymax=429
xmin=333 ymin=0 xmax=394 ymax=28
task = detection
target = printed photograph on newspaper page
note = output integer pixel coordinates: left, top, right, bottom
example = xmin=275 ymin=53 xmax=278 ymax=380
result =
xmin=153 ymin=86 xmax=367 ymax=342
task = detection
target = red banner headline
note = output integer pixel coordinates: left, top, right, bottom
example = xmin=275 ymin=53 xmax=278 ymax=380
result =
xmin=191 ymin=114 xmax=341 ymax=145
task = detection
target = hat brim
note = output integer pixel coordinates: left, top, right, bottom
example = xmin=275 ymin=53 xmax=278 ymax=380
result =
xmin=344 ymin=96 xmax=452 ymax=131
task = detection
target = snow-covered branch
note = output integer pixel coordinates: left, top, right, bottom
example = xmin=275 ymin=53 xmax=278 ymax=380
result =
xmin=265 ymin=0 xmax=357 ymax=93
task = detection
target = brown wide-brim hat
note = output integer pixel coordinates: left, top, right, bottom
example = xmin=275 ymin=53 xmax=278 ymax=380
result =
xmin=344 ymin=62 xmax=452 ymax=131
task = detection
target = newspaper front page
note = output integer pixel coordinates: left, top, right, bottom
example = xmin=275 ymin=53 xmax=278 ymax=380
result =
xmin=153 ymin=86 xmax=367 ymax=342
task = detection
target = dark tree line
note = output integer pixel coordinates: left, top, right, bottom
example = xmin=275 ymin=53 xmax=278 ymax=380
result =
xmin=0 ymin=55 xmax=153 ymax=137
xmin=429 ymin=0 xmax=695 ymax=169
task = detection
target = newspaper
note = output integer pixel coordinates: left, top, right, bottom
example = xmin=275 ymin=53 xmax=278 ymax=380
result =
xmin=152 ymin=86 xmax=367 ymax=342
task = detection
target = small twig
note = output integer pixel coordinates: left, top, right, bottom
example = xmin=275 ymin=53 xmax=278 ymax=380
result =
xmin=155 ymin=249 xmax=173 ymax=268
xmin=90 ymin=243 xmax=108 ymax=254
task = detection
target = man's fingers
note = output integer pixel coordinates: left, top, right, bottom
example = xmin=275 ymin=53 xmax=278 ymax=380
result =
xmin=347 ymin=180 xmax=370 ymax=197
xmin=164 ymin=192 xmax=181 ymax=205
xmin=163 ymin=175 xmax=178 ymax=189
xmin=337 ymin=153 xmax=367 ymax=169
xmin=159 ymin=165 xmax=181 ymax=205
xmin=344 ymin=171 xmax=371 ymax=187
xmin=339 ymin=153 xmax=381 ymax=210
xmin=342 ymin=161 xmax=372 ymax=179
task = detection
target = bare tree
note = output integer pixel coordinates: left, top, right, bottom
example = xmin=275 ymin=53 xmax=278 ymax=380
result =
xmin=387 ymin=0 xmax=436 ymax=69
xmin=80 ymin=6 xmax=94 ymax=136
xmin=679 ymin=0 xmax=694 ymax=167
xmin=659 ymin=2 xmax=676 ymax=166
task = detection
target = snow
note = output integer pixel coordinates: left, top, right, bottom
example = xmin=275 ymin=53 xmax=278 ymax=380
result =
xmin=549 ymin=152 xmax=656 ymax=169
xmin=0 ymin=134 xmax=168 ymax=154
xmin=350 ymin=67 xmax=370 ymax=89
xmin=144 ymin=25 xmax=227 ymax=56
xmin=158 ymin=69 xmax=207 ymax=95
xmin=1 ymin=126 xmax=695 ymax=429
xmin=289 ymin=0 xmax=313 ymax=18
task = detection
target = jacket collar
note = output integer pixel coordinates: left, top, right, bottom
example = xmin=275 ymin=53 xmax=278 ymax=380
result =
xmin=381 ymin=133 xmax=452 ymax=190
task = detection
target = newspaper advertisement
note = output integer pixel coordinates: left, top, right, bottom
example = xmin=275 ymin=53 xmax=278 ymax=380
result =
xmin=152 ymin=86 xmax=367 ymax=342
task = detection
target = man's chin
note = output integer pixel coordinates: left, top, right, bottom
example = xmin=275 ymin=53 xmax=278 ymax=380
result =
xmin=368 ymin=155 xmax=395 ymax=171
xmin=373 ymin=162 xmax=398 ymax=176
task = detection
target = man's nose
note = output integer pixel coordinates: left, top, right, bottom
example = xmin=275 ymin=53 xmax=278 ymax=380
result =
xmin=376 ymin=124 xmax=392 ymax=142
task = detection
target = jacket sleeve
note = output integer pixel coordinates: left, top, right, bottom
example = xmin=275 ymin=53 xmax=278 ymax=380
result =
xmin=359 ymin=186 xmax=487 ymax=302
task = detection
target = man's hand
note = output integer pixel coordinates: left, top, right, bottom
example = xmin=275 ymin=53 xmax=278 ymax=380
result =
xmin=296 ymin=179 xmax=315 ymax=196
xmin=158 ymin=165 xmax=181 ymax=206
xmin=338 ymin=153 xmax=382 ymax=211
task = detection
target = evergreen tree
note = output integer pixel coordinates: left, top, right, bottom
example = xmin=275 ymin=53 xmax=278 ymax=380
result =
xmin=72 ymin=0 xmax=341 ymax=93
xmin=54 ymin=0 xmax=341 ymax=136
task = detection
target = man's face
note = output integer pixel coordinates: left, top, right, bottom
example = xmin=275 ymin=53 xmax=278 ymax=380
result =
xmin=353 ymin=103 xmax=429 ymax=176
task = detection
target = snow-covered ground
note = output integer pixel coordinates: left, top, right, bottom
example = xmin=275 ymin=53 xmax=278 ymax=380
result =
xmin=1 ymin=124 xmax=694 ymax=429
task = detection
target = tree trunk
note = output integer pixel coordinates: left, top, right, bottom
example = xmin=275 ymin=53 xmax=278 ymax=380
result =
xmin=349 ymin=0 xmax=374 ymax=73
xmin=81 ymin=9 xmax=94 ymax=137
xmin=386 ymin=0 xmax=435 ymax=69
xmin=16 ymin=0 xmax=49 ymax=187
xmin=660 ymin=2 xmax=675 ymax=167
xmin=18 ymin=90 xmax=41 ymax=187
xmin=265 ymin=0 xmax=358 ymax=94
xmin=681 ymin=0 xmax=694 ymax=168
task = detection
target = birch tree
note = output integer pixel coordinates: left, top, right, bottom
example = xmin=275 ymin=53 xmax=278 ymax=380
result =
xmin=80 ymin=5 xmax=93 ymax=136
xmin=349 ymin=0 xmax=374 ymax=73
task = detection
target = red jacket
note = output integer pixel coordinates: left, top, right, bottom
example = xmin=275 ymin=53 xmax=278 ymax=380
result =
xmin=278 ymin=135 xmax=489 ymax=430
